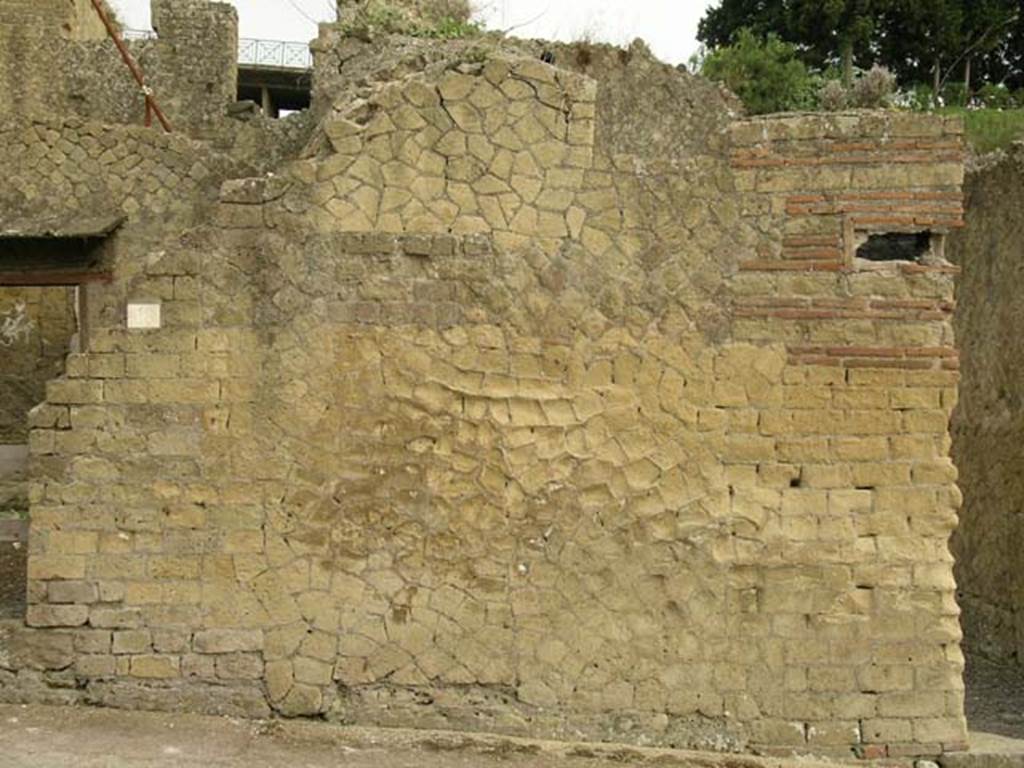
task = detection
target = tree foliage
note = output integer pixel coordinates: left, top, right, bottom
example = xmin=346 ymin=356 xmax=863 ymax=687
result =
xmin=698 ymin=0 xmax=790 ymax=50
xmin=699 ymin=0 xmax=886 ymax=83
xmin=876 ymin=0 xmax=1018 ymax=91
xmin=700 ymin=29 xmax=818 ymax=114
xmin=698 ymin=0 xmax=1023 ymax=93
xmin=962 ymin=0 xmax=1023 ymax=90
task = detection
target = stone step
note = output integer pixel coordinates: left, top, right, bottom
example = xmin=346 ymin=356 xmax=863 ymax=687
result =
xmin=940 ymin=733 xmax=1024 ymax=768
xmin=0 ymin=444 xmax=28 ymax=476
xmin=0 ymin=518 xmax=27 ymax=543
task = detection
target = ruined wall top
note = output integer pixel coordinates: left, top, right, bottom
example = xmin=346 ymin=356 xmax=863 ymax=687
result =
xmin=151 ymin=0 xmax=237 ymax=34
xmin=0 ymin=0 xmax=107 ymax=39
xmin=0 ymin=0 xmax=240 ymax=136
xmin=310 ymin=31 xmax=740 ymax=164
xmin=336 ymin=0 xmax=473 ymax=27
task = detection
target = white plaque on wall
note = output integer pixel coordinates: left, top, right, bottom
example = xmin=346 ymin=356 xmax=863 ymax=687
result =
xmin=127 ymin=302 xmax=161 ymax=330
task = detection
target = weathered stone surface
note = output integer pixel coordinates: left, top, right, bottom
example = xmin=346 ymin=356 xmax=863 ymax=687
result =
xmin=949 ymin=144 xmax=1024 ymax=668
xmin=0 ymin=2 xmax=974 ymax=759
xmin=85 ymin=679 xmax=271 ymax=718
xmin=2 ymin=624 xmax=74 ymax=670
xmin=129 ymin=655 xmax=180 ymax=679
xmin=26 ymin=604 xmax=89 ymax=628
xmin=193 ymin=629 xmax=263 ymax=654
xmin=0 ymin=0 xmax=234 ymax=135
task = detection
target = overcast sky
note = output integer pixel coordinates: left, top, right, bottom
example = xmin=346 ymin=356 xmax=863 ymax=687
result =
xmin=108 ymin=0 xmax=714 ymax=66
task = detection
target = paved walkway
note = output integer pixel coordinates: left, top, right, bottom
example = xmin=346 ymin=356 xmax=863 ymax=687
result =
xmin=0 ymin=704 xmax=834 ymax=768
xmin=6 ymin=702 xmax=1024 ymax=768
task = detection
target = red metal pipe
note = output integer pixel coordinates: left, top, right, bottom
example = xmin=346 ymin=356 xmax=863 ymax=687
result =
xmin=88 ymin=0 xmax=172 ymax=133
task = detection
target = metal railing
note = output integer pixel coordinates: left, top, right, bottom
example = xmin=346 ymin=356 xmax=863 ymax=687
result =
xmin=122 ymin=31 xmax=313 ymax=70
xmin=238 ymin=38 xmax=312 ymax=70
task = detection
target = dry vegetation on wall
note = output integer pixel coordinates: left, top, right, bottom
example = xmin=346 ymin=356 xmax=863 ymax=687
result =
xmin=419 ymin=0 xmax=472 ymax=23
xmin=338 ymin=0 xmax=480 ymax=39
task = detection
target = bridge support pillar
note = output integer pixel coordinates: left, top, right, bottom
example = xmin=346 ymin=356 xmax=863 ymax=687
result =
xmin=260 ymin=85 xmax=277 ymax=118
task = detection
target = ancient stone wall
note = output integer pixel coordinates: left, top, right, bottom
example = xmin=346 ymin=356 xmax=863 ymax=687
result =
xmin=0 ymin=0 xmax=107 ymax=38
xmin=145 ymin=0 xmax=239 ymax=133
xmin=0 ymin=113 xmax=251 ymax=620
xmin=309 ymin=33 xmax=739 ymax=163
xmin=0 ymin=0 xmax=239 ymax=136
xmin=0 ymin=117 xmax=250 ymax=230
xmin=0 ymin=31 xmax=972 ymax=759
xmin=65 ymin=0 xmax=109 ymax=40
xmin=949 ymin=144 xmax=1024 ymax=666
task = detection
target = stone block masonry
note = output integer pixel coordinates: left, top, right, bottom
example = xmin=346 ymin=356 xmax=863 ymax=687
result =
xmin=0 ymin=9 xmax=972 ymax=761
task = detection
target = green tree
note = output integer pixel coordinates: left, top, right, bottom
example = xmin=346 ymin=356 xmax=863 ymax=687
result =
xmin=993 ymin=13 xmax=1024 ymax=90
xmin=876 ymin=0 xmax=965 ymax=94
xmin=959 ymin=0 xmax=1021 ymax=95
xmin=701 ymin=29 xmax=818 ymax=114
xmin=789 ymin=0 xmax=882 ymax=85
xmin=698 ymin=0 xmax=790 ymax=50
xmin=875 ymin=0 xmax=1019 ymax=102
xmin=697 ymin=0 xmax=1023 ymax=96
xmin=698 ymin=0 xmax=891 ymax=85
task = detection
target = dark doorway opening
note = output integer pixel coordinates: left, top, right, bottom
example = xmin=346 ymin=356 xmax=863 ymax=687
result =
xmin=0 ymin=219 xmax=116 ymax=618
xmin=0 ymin=287 xmax=78 ymax=619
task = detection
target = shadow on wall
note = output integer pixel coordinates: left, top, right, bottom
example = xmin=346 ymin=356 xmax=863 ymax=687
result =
xmin=949 ymin=144 xmax=1024 ymax=668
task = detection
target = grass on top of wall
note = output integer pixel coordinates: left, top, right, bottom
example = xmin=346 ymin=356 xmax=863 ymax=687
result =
xmin=937 ymin=108 xmax=1024 ymax=154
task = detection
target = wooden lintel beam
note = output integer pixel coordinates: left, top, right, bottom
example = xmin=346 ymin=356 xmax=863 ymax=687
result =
xmin=0 ymin=271 xmax=114 ymax=286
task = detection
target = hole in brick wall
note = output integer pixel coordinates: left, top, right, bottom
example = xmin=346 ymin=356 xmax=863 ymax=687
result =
xmin=856 ymin=231 xmax=933 ymax=263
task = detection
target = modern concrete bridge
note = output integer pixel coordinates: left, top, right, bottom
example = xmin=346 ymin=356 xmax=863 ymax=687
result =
xmin=236 ymin=37 xmax=312 ymax=116
xmin=125 ymin=30 xmax=313 ymax=116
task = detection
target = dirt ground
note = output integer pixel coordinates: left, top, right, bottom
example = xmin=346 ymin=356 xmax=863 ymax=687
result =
xmin=2 ymin=669 xmax=1024 ymax=767
xmin=0 ymin=704 xmax=848 ymax=768
xmin=965 ymin=653 xmax=1024 ymax=740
